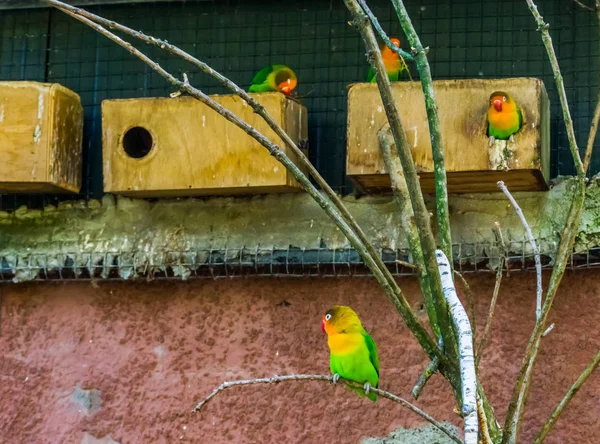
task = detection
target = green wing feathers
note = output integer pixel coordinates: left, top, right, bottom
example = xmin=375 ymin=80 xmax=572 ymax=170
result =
xmin=362 ymin=329 xmax=380 ymax=382
xmin=518 ymin=108 xmax=523 ymax=128
xmin=367 ymin=66 xmax=375 ymax=82
xmin=250 ymin=65 xmax=274 ymax=86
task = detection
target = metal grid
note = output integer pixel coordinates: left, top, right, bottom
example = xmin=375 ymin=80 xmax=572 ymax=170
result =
xmin=1 ymin=238 xmax=598 ymax=283
xmin=0 ymin=0 xmax=599 ymax=211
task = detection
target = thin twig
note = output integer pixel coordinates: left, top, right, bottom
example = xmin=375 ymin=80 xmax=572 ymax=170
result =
xmin=436 ymin=250 xmax=478 ymax=444
xmin=525 ymin=0 xmax=584 ymax=177
xmin=454 ymin=270 xmax=476 ymax=339
xmin=573 ymin=0 xmax=595 ymax=11
xmin=394 ymin=259 xmax=418 ymax=270
xmin=584 ymin=89 xmax=600 ymax=173
xmin=411 ymin=357 xmax=439 ymax=399
xmin=542 ymin=323 xmax=555 ymax=337
xmin=476 ymin=246 xmax=504 ymax=369
xmin=502 ymin=2 xmax=591 ymax=442
xmin=193 ymin=374 xmax=462 ymax=444
xmin=495 ymin=221 xmax=510 ymax=276
xmin=477 ymin=394 xmax=494 ymax=444
xmin=497 ymin=181 xmax=542 ymax=320
xmin=533 ymin=348 xmax=600 ymax=443
xmin=48 ymin=0 xmax=443 ymax=362
xmin=411 ymin=335 xmax=444 ymax=399
xmin=43 ymin=1 xmax=420 ymax=357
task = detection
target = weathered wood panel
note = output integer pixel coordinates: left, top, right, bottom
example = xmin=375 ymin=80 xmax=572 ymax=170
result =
xmin=0 ymin=81 xmax=83 ymax=193
xmin=102 ymin=92 xmax=308 ymax=197
xmin=347 ymin=78 xmax=550 ymax=194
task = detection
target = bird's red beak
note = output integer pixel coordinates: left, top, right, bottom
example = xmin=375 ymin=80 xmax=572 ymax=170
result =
xmin=493 ymin=99 xmax=502 ymax=112
xmin=278 ymin=78 xmax=297 ymax=95
xmin=321 ymin=320 xmax=326 ymax=333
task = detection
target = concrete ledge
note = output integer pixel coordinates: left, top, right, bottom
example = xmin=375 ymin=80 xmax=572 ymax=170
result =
xmin=1 ymin=177 xmax=597 ymax=282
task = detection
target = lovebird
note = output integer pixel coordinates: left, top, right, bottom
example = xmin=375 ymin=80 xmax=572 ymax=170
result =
xmin=249 ymin=65 xmax=297 ymax=95
xmin=487 ymin=91 xmax=523 ymax=146
xmin=367 ymin=38 xmax=408 ymax=82
xmin=321 ymin=305 xmax=380 ymax=402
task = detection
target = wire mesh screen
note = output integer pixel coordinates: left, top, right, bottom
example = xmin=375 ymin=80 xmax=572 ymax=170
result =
xmin=0 ymin=0 xmax=599 ymax=211
xmin=3 ymin=240 xmax=600 ymax=283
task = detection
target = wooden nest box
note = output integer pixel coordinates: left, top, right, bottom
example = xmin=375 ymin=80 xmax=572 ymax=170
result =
xmin=346 ymin=78 xmax=550 ymax=193
xmin=0 ymin=81 xmax=83 ymax=193
xmin=102 ymin=93 xmax=308 ymax=197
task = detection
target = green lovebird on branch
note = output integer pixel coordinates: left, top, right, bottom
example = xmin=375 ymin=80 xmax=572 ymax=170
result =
xmin=322 ymin=305 xmax=380 ymax=402
xmin=487 ymin=91 xmax=523 ymax=146
xmin=366 ymin=38 xmax=409 ymax=82
xmin=248 ymin=64 xmax=298 ymax=95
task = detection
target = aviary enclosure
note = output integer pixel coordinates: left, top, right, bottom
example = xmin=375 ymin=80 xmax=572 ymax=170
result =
xmin=0 ymin=0 xmax=599 ymax=443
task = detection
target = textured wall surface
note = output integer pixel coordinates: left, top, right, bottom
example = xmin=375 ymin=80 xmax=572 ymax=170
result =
xmin=3 ymin=178 xmax=599 ymax=283
xmin=0 ymin=270 xmax=599 ymax=443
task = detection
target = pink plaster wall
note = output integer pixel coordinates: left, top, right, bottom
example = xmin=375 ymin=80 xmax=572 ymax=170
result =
xmin=0 ymin=270 xmax=599 ymax=443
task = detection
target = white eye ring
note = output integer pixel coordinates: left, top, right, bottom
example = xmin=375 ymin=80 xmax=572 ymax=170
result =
xmin=503 ymin=97 xmax=507 ymax=101
xmin=325 ymin=314 xmax=332 ymax=321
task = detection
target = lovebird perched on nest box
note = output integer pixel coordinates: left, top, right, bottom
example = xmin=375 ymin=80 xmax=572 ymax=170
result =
xmin=249 ymin=65 xmax=297 ymax=95
xmin=367 ymin=38 xmax=409 ymax=82
xmin=322 ymin=305 xmax=380 ymax=401
xmin=487 ymin=91 xmax=523 ymax=146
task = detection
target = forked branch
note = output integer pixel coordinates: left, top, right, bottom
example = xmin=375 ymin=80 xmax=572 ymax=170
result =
xmin=502 ymin=1 xmax=594 ymax=441
xmin=47 ymin=0 xmax=444 ymax=362
xmin=193 ymin=374 xmax=462 ymax=444
xmin=497 ymin=181 xmax=541 ymax=320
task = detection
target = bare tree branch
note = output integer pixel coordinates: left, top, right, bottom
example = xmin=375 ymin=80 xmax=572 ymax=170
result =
xmin=411 ymin=335 xmax=444 ymax=399
xmin=343 ymin=0 xmax=458 ymax=373
xmin=390 ymin=0 xmax=453 ymax=267
xmin=193 ymin=374 xmax=462 ymax=444
xmin=542 ymin=323 xmax=555 ymax=337
xmin=394 ymin=259 xmax=420 ymax=271
xmin=525 ymin=1 xmax=584 ymax=176
xmin=534 ymin=348 xmax=600 ymax=443
xmin=573 ymin=0 xmax=595 ymax=12
xmin=477 ymin=394 xmax=494 ymax=444
xmin=583 ymin=90 xmax=600 ymax=173
xmin=583 ymin=0 xmax=600 ymax=173
xmin=476 ymin=230 xmax=505 ymax=369
xmin=43 ymin=1 xmax=426 ymax=362
xmin=378 ymin=126 xmax=439 ymax=334
xmin=497 ymin=181 xmax=542 ymax=320
xmin=47 ymin=0 xmax=444 ymax=361
xmin=436 ymin=250 xmax=478 ymax=444
xmin=502 ymin=1 xmax=592 ymax=441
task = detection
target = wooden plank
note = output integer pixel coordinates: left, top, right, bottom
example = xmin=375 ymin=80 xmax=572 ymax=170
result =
xmin=0 ymin=0 xmax=212 ymax=10
xmin=47 ymin=84 xmax=84 ymax=193
xmin=351 ymin=169 xmax=547 ymax=195
xmin=102 ymin=92 xmax=308 ymax=197
xmin=0 ymin=81 xmax=83 ymax=193
xmin=346 ymin=78 xmax=550 ymax=193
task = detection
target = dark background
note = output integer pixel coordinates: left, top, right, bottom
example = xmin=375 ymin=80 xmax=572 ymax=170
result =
xmin=0 ymin=0 xmax=598 ymax=211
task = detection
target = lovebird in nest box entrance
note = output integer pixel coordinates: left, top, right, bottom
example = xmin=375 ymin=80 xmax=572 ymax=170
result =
xmin=249 ymin=65 xmax=297 ymax=95
xmin=367 ymin=38 xmax=410 ymax=82
xmin=487 ymin=91 xmax=523 ymax=146
xmin=322 ymin=305 xmax=380 ymax=402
